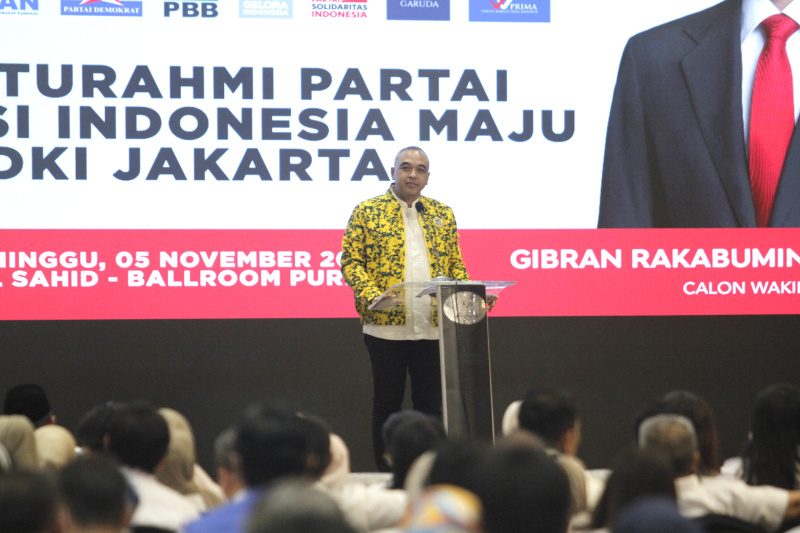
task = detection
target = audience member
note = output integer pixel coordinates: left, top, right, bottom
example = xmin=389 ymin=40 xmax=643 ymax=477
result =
xmin=319 ymin=433 xmax=351 ymax=490
xmin=156 ymin=407 xmax=225 ymax=511
xmin=639 ymin=414 xmax=800 ymax=532
xmin=462 ymin=442 xmax=572 ymax=533
xmin=107 ymin=400 xmax=199 ymax=532
xmin=183 ymin=404 xmax=309 ymax=533
xmin=75 ymin=401 xmax=123 ymax=455
xmin=0 ymin=470 xmax=59 ymax=533
xmin=4 ymin=383 xmax=56 ymax=427
xmin=56 ymin=456 xmax=134 ymax=533
xmin=0 ymin=441 xmax=11 ymax=472
xmin=428 ymin=439 xmax=492 ymax=490
xmin=213 ymin=426 xmax=245 ymax=500
xmin=590 ymin=446 xmax=677 ymax=531
xmin=400 ymin=484 xmax=483 ymax=533
xmin=635 ymin=391 xmax=720 ymax=476
xmin=8 ymin=383 xmax=800 ymax=533
xmin=247 ymin=478 xmax=357 ymax=533
xmin=612 ymin=497 xmax=702 ymax=533
xmin=518 ymin=387 xmax=589 ymax=514
xmin=382 ymin=410 xmax=446 ymax=490
xmin=731 ymin=384 xmax=800 ymax=491
xmin=501 ymin=400 xmax=523 ymax=436
xmin=311 ymin=417 xmax=408 ymax=532
xmin=0 ymin=414 xmax=39 ymax=469
xmin=296 ymin=413 xmax=333 ymax=480
xmin=34 ymin=424 xmax=77 ymax=470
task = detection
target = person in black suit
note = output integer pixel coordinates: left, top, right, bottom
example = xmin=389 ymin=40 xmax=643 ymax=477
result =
xmin=598 ymin=0 xmax=800 ymax=228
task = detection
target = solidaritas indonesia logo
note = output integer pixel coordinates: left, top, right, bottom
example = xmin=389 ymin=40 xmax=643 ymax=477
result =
xmin=312 ymin=0 xmax=367 ymax=19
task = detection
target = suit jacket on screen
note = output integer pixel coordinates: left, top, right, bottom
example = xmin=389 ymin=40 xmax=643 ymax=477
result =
xmin=598 ymin=0 xmax=800 ymax=228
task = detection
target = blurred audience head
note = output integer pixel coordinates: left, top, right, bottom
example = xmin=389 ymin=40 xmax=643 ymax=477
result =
xmin=296 ymin=414 xmax=332 ymax=480
xmin=56 ymin=456 xmax=133 ymax=533
xmin=592 ymin=446 xmax=677 ymax=529
xmin=383 ymin=410 xmax=447 ymax=490
xmin=3 ymin=384 xmax=55 ymax=428
xmin=0 ymin=414 xmax=39 ymax=470
xmin=463 ymin=444 xmax=571 ymax=533
xmin=76 ymin=401 xmax=122 ymax=455
xmin=234 ymin=404 xmax=308 ymax=488
xmin=319 ymin=433 xmax=351 ymax=489
xmin=741 ymin=383 xmax=800 ymax=490
xmin=34 ymin=425 xmax=76 ymax=471
xmin=247 ymin=478 xmax=356 ymax=533
xmin=107 ymin=400 xmax=169 ymax=473
xmin=155 ymin=407 xmax=200 ymax=496
xmin=428 ymin=440 xmax=491 ymax=491
xmin=214 ymin=426 xmax=244 ymax=499
xmin=0 ymin=470 xmax=58 ymax=533
xmin=518 ymin=387 xmax=580 ymax=455
xmin=638 ymin=414 xmax=698 ymax=477
xmin=634 ymin=390 xmax=719 ymax=475
xmin=501 ymin=400 xmax=523 ymax=436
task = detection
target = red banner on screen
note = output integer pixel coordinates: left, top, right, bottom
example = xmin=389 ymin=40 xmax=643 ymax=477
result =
xmin=2 ymin=229 xmax=800 ymax=320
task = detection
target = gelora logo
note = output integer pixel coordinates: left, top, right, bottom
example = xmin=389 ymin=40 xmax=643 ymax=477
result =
xmin=240 ymin=0 xmax=292 ymax=19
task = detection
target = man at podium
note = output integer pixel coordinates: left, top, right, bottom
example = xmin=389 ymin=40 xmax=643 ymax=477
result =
xmin=341 ymin=146 xmax=470 ymax=471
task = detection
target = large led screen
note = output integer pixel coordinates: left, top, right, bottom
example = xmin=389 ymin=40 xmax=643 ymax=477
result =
xmin=4 ymin=0 xmax=799 ymax=319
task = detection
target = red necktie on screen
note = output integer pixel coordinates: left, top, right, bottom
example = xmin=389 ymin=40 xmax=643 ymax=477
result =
xmin=749 ymin=14 xmax=799 ymax=227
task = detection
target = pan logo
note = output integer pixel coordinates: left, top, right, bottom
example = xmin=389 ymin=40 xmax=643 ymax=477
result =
xmin=0 ymin=0 xmax=39 ymax=16
xmin=240 ymin=0 xmax=291 ymax=18
xmin=469 ymin=0 xmax=548 ymax=22
xmin=386 ymin=0 xmax=448 ymax=21
xmin=61 ymin=0 xmax=143 ymax=17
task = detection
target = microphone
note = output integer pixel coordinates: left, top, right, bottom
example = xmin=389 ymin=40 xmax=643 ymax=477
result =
xmin=415 ymin=201 xmax=452 ymax=281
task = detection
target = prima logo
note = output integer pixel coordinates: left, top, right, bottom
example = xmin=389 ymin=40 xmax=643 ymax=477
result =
xmin=469 ymin=0 xmax=548 ymax=22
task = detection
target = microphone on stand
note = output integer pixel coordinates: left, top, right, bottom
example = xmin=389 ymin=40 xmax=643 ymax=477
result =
xmin=415 ymin=201 xmax=453 ymax=282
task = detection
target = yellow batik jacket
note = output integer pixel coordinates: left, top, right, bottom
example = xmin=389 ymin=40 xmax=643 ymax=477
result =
xmin=341 ymin=187 xmax=470 ymax=325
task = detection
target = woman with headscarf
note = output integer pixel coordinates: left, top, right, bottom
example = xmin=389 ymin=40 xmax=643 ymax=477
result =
xmin=155 ymin=408 xmax=226 ymax=512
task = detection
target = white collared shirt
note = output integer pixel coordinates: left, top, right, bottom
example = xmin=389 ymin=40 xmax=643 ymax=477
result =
xmin=741 ymin=0 xmax=800 ymax=141
xmin=675 ymin=473 xmax=788 ymax=532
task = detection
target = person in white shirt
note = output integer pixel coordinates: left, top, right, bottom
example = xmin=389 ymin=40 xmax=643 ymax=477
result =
xmin=107 ymin=401 xmax=199 ymax=532
xmin=640 ymin=414 xmax=800 ymax=532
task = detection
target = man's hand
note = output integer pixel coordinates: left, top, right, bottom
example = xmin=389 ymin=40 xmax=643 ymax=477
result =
xmin=487 ymin=293 xmax=499 ymax=311
xmin=369 ymin=294 xmax=405 ymax=310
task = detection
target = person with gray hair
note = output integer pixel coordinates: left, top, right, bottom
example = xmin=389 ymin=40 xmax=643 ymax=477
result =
xmin=638 ymin=414 xmax=800 ymax=532
xmin=248 ymin=479 xmax=356 ymax=533
xmin=638 ymin=414 xmax=698 ymax=478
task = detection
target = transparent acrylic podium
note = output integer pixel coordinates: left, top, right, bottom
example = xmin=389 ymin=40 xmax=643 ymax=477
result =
xmin=369 ymin=279 xmax=515 ymax=443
